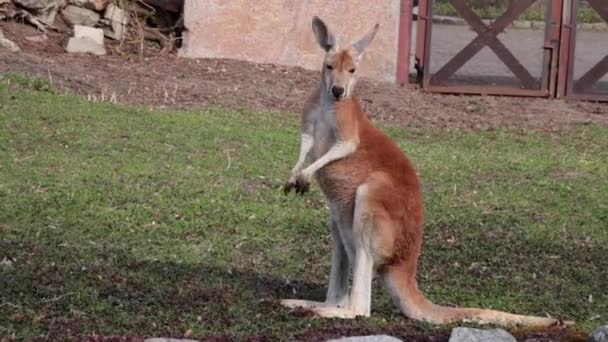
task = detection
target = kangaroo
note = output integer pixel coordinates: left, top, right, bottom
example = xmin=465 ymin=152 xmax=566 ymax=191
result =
xmin=282 ymin=16 xmax=565 ymax=327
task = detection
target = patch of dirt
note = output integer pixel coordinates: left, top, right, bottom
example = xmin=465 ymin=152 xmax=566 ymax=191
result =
xmin=47 ymin=326 xmax=585 ymax=342
xmin=2 ymin=22 xmax=607 ymax=132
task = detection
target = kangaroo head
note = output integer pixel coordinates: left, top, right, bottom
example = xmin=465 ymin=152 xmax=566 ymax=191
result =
xmin=311 ymin=16 xmax=379 ymax=101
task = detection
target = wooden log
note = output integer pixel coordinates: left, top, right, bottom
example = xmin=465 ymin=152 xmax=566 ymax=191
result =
xmin=140 ymin=0 xmax=183 ymax=14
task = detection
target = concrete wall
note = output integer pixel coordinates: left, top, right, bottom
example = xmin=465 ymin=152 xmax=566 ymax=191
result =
xmin=179 ymin=0 xmax=401 ymax=82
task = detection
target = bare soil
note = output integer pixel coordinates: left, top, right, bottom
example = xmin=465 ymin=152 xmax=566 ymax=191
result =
xmin=1 ymin=22 xmax=607 ymax=132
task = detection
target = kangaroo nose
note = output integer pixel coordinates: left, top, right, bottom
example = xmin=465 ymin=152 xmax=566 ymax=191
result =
xmin=331 ymin=86 xmax=345 ymax=98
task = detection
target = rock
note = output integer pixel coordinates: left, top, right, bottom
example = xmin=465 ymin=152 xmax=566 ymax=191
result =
xmin=14 ymin=0 xmax=53 ymax=10
xmin=589 ymin=325 xmax=608 ymax=342
xmin=103 ymin=4 xmax=128 ymax=40
xmin=531 ymin=21 xmax=545 ymax=30
xmin=0 ymin=29 xmax=20 ymax=52
xmin=61 ymin=5 xmax=99 ymax=26
xmin=591 ymin=23 xmax=608 ymax=32
xmin=14 ymin=0 xmax=65 ymax=25
xmin=432 ymin=15 xmax=465 ymax=26
xmin=328 ymin=336 xmax=402 ymax=342
xmin=73 ymin=25 xmax=104 ymax=45
xmin=144 ymin=339 xmax=199 ymax=342
xmin=449 ymin=327 xmax=515 ymax=342
xmin=69 ymin=0 xmax=109 ymax=11
xmin=511 ymin=20 xmax=532 ymax=30
xmin=25 ymin=34 xmax=48 ymax=43
xmin=65 ymin=37 xmax=106 ymax=55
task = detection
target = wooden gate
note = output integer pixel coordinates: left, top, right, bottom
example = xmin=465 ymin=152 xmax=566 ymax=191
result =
xmin=414 ymin=0 xmax=607 ymax=101
xmin=558 ymin=0 xmax=608 ymax=101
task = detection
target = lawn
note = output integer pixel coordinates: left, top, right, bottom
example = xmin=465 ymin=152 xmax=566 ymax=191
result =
xmin=0 ymin=76 xmax=606 ymax=340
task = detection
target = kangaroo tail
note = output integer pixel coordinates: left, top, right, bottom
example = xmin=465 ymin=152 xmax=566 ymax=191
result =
xmin=382 ymin=262 xmax=565 ymax=327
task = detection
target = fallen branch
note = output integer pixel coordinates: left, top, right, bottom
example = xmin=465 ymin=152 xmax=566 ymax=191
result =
xmin=1 ymin=9 xmax=57 ymax=32
xmin=142 ymin=27 xmax=174 ymax=53
xmin=41 ymin=292 xmax=76 ymax=303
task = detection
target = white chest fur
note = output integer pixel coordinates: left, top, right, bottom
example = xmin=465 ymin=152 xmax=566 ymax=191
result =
xmin=311 ymin=102 xmax=338 ymax=161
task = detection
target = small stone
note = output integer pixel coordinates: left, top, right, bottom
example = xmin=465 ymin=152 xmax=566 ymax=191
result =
xmin=65 ymin=37 xmax=106 ymax=55
xmin=0 ymin=257 xmax=13 ymax=268
xmin=591 ymin=23 xmax=608 ymax=32
xmin=73 ymin=25 xmax=104 ymax=45
xmin=432 ymin=15 xmax=465 ymax=26
xmin=511 ymin=20 xmax=532 ymax=29
xmin=25 ymin=34 xmax=48 ymax=43
xmin=449 ymin=327 xmax=515 ymax=342
xmin=61 ymin=5 xmax=100 ymax=26
xmin=103 ymin=3 xmax=128 ymax=40
xmin=328 ymin=336 xmax=402 ymax=342
xmin=589 ymin=325 xmax=608 ymax=342
xmin=0 ymin=29 xmax=20 ymax=52
xmin=144 ymin=339 xmax=199 ymax=342
xmin=531 ymin=21 xmax=545 ymax=30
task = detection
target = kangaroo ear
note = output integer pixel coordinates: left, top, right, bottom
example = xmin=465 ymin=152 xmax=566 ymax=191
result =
xmin=312 ymin=16 xmax=336 ymax=52
xmin=352 ymin=23 xmax=379 ymax=58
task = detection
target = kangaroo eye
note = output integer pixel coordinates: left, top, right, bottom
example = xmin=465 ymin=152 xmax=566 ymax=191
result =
xmin=326 ymin=65 xmax=333 ymax=70
xmin=349 ymin=68 xmax=356 ymax=74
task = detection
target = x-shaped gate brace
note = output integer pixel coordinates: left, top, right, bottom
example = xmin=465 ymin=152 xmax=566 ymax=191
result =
xmin=572 ymin=0 xmax=608 ymax=93
xmin=429 ymin=0 xmax=540 ymax=89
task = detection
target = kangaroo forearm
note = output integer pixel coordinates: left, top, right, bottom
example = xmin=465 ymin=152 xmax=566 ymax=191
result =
xmin=302 ymin=140 xmax=356 ymax=177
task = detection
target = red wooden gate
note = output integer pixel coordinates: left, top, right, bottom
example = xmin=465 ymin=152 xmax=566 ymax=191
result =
xmin=558 ymin=0 xmax=608 ymax=101
xmin=413 ymin=0 xmax=608 ymax=101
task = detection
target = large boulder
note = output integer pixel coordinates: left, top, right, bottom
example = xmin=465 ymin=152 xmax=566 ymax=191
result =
xmin=65 ymin=25 xmax=106 ymax=55
xmin=103 ymin=4 xmax=128 ymax=40
xmin=65 ymin=37 xmax=106 ymax=55
xmin=61 ymin=5 xmax=99 ymax=26
xmin=14 ymin=0 xmax=65 ymax=25
xmin=74 ymin=24 xmax=104 ymax=45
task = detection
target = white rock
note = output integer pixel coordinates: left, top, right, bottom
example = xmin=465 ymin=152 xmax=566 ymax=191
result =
xmin=14 ymin=0 xmax=53 ymax=10
xmin=328 ymin=336 xmax=402 ymax=342
xmin=0 ymin=29 xmax=20 ymax=52
xmin=73 ymin=25 xmax=104 ymax=45
xmin=449 ymin=327 xmax=516 ymax=342
xmin=25 ymin=34 xmax=48 ymax=43
xmin=69 ymin=0 xmax=108 ymax=11
xmin=65 ymin=37 xmax=106 ymax=55
xmin=14 ymin=0 xmax=64 ymax=25
xmin=103 ymin=3 xmax=128 ymax=40
xmin=589 ymin=325 xmax=608 ymax=342
xmin=61 ymin=5 xmax=100 ymax=26
xmin=144 ymin=339 xmax=199 ymax=342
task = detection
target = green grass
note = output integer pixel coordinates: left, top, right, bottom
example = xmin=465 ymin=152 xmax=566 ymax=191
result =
xmin=433 ymin=1 xmax=603 ymax=23
xmin=0 ymin=77 xmax=607 ymax=340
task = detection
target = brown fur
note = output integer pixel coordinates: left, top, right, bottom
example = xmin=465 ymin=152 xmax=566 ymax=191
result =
xmin=283 ymin=17 xmax=567 ymax=328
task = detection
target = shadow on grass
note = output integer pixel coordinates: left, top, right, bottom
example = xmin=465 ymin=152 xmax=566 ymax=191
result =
xmin=1 ymin=236 xmax=591 ymax=341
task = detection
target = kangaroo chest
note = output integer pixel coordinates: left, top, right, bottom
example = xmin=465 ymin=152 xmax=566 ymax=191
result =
xmin=310 ymin=105 xmax=337 ymax=161
xmin=309 ymin=104 xmax=367 ymax=205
